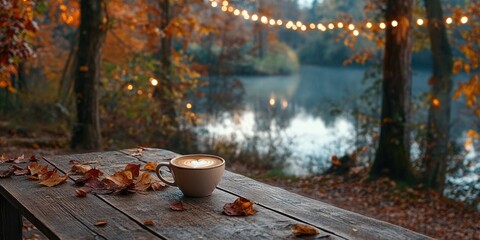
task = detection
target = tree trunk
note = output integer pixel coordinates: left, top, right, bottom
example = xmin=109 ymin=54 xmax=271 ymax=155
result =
xmin=371 ymin=0 xmax=415 ymax=181
xmin=423 ymin=0 xmax=453 ymax=192
xmin=71 ymin=0 xmax=107 ymax=151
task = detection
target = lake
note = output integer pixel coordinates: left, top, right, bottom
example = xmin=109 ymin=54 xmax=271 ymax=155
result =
xmin=196 ymin=65 xmax=477 ymax=177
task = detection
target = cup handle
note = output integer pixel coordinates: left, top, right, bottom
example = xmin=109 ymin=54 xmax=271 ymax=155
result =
xmin=156 ymin=162 xmax=177 ymax=187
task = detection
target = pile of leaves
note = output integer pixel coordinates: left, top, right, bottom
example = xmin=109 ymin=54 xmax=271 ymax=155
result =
xmin=71 ymin=162 xmax=166 ymax=197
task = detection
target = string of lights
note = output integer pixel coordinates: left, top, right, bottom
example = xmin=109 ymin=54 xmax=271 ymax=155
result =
xmin=208 ymin=0 xmax=469 ymax=36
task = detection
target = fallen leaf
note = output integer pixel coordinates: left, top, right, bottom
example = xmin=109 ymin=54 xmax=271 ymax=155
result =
xmin=135 ymin=172 xmax=153 ymax=191
xmin=0 ymin=169 xmax=13 ymax=178
xmin=144 ymin=162 xmax=158 ymax=171
xmin=13 ymin=154 xmax=25 ymax=163
xmin=71 ymin=164 xmax=92 ymax=174
xmin=14 ymin=169 xmax=29 ymax=176
xmin=169 ymin=201 xmax=186 ymax=211
xmin=28 ymin=162 xmax=48 ymax=176
xmin=39 ymin=171 xmax=69 ymax=187
xmin=94 ymin=220 xmax=107 ymax=227
xmin=144 ymin=219 xmax=154 ymax=225
xmin=75 ymin=187 xmax=92 ymax=197
xmin=69 ymin=159 xmax=80 ymax=165
xmin=223 ymin=197 xmax=256 ymax=216
xmin=30 ymin=155 xmax=38 ymax=161
xmin=0 ymin=153 xmax=8 ymax=162
xmin=291 ymin=224 xmax=320 ymax=237
xmin=151 ymin=181 xmax=167 ymax=191
xmin=130 ymin=147 xmax=145 ymax=156
xmin=125 ymin=164 xmax=140 ymax=179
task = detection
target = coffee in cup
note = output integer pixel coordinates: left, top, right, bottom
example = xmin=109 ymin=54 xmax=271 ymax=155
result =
xmin=155 ymin=154 xmax=225 ymax=197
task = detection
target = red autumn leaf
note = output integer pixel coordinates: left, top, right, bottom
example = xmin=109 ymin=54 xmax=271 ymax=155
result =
xmin=0 ymin=169 xmax=13 ymax=178
xmin=94 ymin=220 xmax=107 ymax=227
xmin=144 ymin=162 xmax=158 ymax=171
xmin=75 ymin=186 xmax=92 ymax=197
xmin=39 ymin=169 xmax=56 ymax=181
xmin=71 ymin=164 xmax=92 ymax=174
xmin=144 ymin=219 xmax=154 ymax=225
xmin=39 ymin=171 xmax=69 ymax=187
xmin=75 ymin=168 xmax=103 ymax=185
xmin=125 ymin=164 xmax=140 ymax=179
xmin=291 ymin=224 xmax=320 ymax=237
xmin=84 ymin=178 xmax=114 ymax=195
xmin=169 ymin=201 xmax=186 ymax=211
xmin=28 ymin=162 xmax=48 ymax=176
xmin=30 ymin=155 xmax=38 ymax=161
xmin=223 ymin=197 xmax=257 ymax=216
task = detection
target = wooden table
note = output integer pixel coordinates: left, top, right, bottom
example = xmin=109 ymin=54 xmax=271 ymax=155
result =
xmin=0 ymin=148 xmax=430 ymax=240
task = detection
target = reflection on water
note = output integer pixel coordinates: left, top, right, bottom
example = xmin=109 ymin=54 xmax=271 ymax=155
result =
xmin=197 ymin=65 xmax=477 ymax=177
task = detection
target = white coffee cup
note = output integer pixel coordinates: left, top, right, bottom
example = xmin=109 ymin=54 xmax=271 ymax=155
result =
xmin=156 ymin=154 xmax=225 ymax=197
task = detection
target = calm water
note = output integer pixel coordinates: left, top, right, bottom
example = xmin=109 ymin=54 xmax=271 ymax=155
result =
xmin=198 ymin=65 xmax=477 ymax=177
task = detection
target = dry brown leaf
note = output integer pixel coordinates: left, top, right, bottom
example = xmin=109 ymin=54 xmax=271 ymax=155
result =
xmin=0 ymin=153 xmax=8 ymax=162
xmin=223 ymin=197 xmax=256 ymax=216
xmin=151 ymin=182 xmax=167 ymax=191
xmin=71 ymin=164 xmax=92 ymax=174
xmin=125 ymin=164 xmax=140 ymax=179
xmin=28 ymin=162 xmax=48 ymax=176
xmin=69 ymin=159 xmax=80 ymax=165
xmin=94 ymin=220 xmax=107 ymax=227
xmin=144 ymin=162 xmax=158 ymax=171
xmin=135 ymin=172 xmax=152 ymax=191
xmin=144 ymin=219 xmax=154 ymax=225
xmin=75 ymin=187 xmax=92 ymax=197
xmin=291 ymin=224 xmax=320 ymax=237
xmin=169 ymin=201 xmax=186 ymax=211
xmin=13 ymin=154 xmax=25 ymax=163
xmin=39 ymin=171 xmax=69 ymax=187
xmin=30 ymin=155 xmax=38 ymax=161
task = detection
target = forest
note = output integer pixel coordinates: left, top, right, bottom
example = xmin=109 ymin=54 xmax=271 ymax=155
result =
xmin=1 ymin=0 xmax=480 ymax=239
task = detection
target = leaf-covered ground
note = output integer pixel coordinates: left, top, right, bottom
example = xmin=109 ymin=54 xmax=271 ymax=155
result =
xmin=1 ymin=121 xmax=479 ymax=240
xmin=254 ymin=173 xmax=480 ymax=240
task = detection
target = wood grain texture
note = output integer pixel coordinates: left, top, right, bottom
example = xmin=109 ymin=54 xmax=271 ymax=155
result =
xmin=0 ymin=160 xmax=161 ymax=240
xmin=46 ymin=150 xmax=339 ymax=240
xmin=129 ymin=148 xmax=431 ymax=240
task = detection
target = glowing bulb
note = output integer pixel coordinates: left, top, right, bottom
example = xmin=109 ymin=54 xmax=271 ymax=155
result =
xmin=460 ymin=16 xmax=468 ymax=24
xmin=261 ymin=16 xmax=268 ymax=24
xmin=391 ymin=20 xmax=398 ymax=27
xmin=227 ymin=6 xmax=233 ymax=12
xmin=292 ymin=25 xmax=297 ymax=30
xmin=137 ymin=90 xmax=143 ymax=95
xmin=379 ymin=22 xmax=386 ymax=29
xmin=127 ymin=84 xmax=133 ymax=90
xmin=276 ymin=19 xmax=283 ymax=25
xmin=211 ymin=1 xmax=217 ymax=7
xmin=348 ymin=24 xmax=355 ymax=30
xmin=366 ymin=22 xmax=372 ymax=28
xmin=243 ymin=14 xmax=249 ymax=20
xmin=337 ymin=22 xmax=343 ymax=28
xmin=328 ymin=23 xmax=334 ymax=29
xmin=301 ymin=25 xmax=307 ymax=31
xmin=296 ymin=21 xmax=302 ymax=27
xmin=432 ymin=98 xmax=440 ymax=107
xmin=269 ymin=19 xmax=275 ymax=25
xmin=221 ymin=6 xmax=227 ymax=11
xmin=269 ymin=98 xmax=275 ymax=106
xmin=186 ymin=103 xmax=192 ymax=109
xmin=353 ymin=30 xmax=359 ymax=36
xmin=233 ymin=9 xmax=240 ymax=15
xmin=241 ymin=10 xmax=247 ymax=15
xmin=446 ymin=17 xmax=452 ymax=24
xmin=281 ymin=100 xmax=288 ymax=109
xmin=150 ymin=78 xmax=158 ymax=86
xmin=309 ymin=23 xmax=316 ymax=29
xmin=417 ymin=18 xmax=424 ymax=26
xmin=251 ymin=14 xmax=258 ymax=21
xmin=222 ymin=1 xmax=228 ymax=6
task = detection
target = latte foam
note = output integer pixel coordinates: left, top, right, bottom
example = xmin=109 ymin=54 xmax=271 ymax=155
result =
xmin=173 ymin=155 xmax=224 ymax=169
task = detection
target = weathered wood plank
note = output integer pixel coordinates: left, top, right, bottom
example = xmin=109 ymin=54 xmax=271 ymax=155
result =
xmin=0 ymin=193 xmax=22 ymax=240
xmin=46 ymin=151 xmax=340 ymax=240
xmin=0 ymin=160 xmax=161 ymax=240
xmin=131 ymin=148 xmax=431 ymax=240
